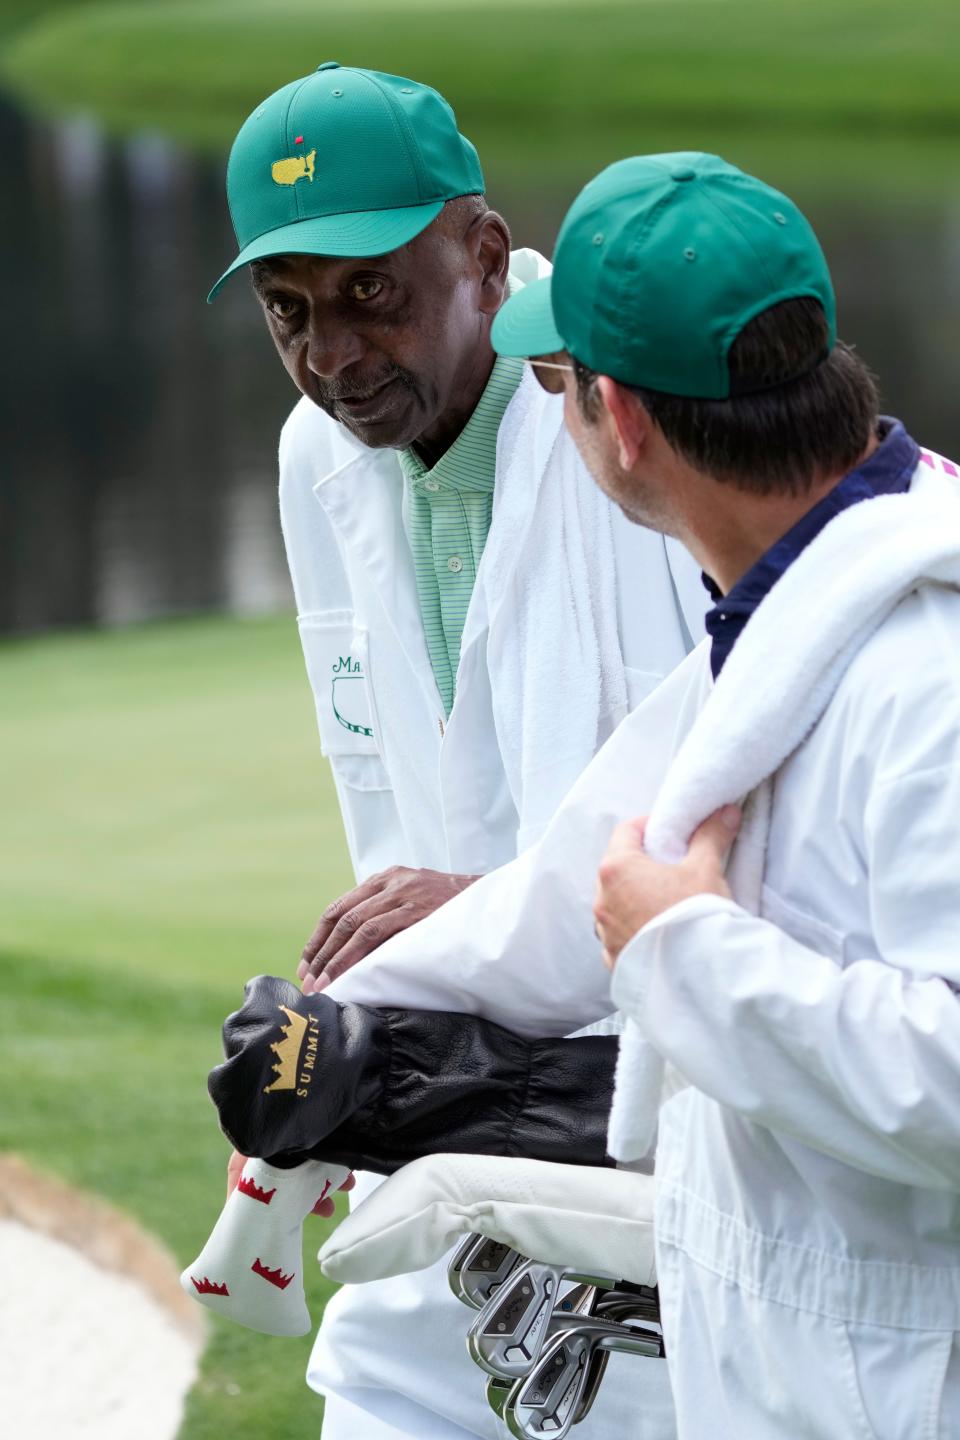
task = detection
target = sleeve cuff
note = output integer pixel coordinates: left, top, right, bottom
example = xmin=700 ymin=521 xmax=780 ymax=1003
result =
xmin=610 ymin=892 xmax=744 ymax=1022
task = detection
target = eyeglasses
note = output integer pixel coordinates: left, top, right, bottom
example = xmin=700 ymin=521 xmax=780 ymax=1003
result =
xmin=523 ymin=357 xmax=574 ymax=395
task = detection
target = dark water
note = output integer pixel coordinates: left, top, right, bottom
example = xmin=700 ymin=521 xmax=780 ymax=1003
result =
xmin=0 ymin=97 xmax=294 ymax=633
xmin=2 ymin=94 xmax=960 ymax=634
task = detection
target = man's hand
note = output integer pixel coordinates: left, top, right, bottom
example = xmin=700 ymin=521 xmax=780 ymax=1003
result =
xmin=299 ymin=866 xmax=479 ymax=993
xmin=226 ymin=1147 xmax=247 ymax=1200
xmin=594 ymin=806 xmax=741 ymax=968
xmin=226 ymin=1148 xmax=355 ymax=1216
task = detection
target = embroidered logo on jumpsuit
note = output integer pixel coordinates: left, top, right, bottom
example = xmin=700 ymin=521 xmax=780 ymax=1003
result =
xmin=331 ymin=655 xmax=374 ymax=737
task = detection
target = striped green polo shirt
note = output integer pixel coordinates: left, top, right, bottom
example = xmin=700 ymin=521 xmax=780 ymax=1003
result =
xmin=398 ymin=349 xmax=524 ymax=716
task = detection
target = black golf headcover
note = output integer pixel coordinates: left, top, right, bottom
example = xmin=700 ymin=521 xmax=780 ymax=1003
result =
xmin=209 ymin=975 xmax=387 ymax=1163
xmin=209 ymin=975 xmax=617 ymax=1174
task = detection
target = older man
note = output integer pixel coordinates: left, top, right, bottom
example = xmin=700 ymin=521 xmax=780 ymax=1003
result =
xmin=318 ymin=154 xmax=960 ymax=1439
xmin=210 ymin=66 xmax=703 ymax=1440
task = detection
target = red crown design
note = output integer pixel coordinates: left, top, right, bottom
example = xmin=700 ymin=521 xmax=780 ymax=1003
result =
xmin=191 ymin=1275 xmax=229 ymax=1296
xmin=252 ymin=1258 xmax=295 ymax=1291
xmin=237 ymin=1174 xmax=276 ymax=1205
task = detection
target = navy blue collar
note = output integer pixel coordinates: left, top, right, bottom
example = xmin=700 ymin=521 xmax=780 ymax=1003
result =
xmin=704 ymin=418 xmax=919 ymax=680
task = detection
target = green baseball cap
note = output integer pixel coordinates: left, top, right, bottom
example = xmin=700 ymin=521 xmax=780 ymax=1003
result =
xmin=208 ymin=62 xmax=484 ymax=301
xmin=492 ymin=152 xmax=836 ymax=399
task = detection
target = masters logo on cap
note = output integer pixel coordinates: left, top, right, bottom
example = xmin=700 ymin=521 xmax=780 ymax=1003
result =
xmin=209 ymin=62 xmax=484 ymax=301
xmin=492 ymin=152 xmax=836 ymax=401
xmin=271 ymin=144 xmax=316 ymax=187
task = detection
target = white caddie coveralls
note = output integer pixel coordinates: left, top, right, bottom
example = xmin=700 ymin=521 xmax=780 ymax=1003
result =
xmin=280 ymin=249 xmax=705 ymax=1439
xmin=326 ymin=444 xmax=960 ymax=1440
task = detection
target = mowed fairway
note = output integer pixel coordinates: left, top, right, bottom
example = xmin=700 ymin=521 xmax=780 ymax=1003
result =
xmin=2 ymin=0 xmax=959 ymax=199
xmin=0 ymin=615 xmax=355 ymax=1438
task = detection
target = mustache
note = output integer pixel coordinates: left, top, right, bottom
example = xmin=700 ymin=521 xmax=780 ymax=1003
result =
xmin=317 ymin=365 xmax=417 ymax=404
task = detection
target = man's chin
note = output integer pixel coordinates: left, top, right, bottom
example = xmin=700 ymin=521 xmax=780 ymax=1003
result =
xmin=340 ymin=419 xmax=415 ymax=450
xmin=313 ymin=392 xmax=422 ymax=452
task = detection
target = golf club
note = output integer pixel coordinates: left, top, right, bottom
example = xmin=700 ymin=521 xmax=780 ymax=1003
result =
xmin=449 ymin=1234 xmax=526 ymax=1309
xmin=486 ymin=1375 xmax=514 ymax=1419
xmin=504 ymin=1323 xmax=664 ymax=1439
xmin=448 ymin=1231 xmax=482 ymax=1296
xmin=489 ymin=1347 xmax=609 ymax=1429
xmin=469 ymin=1269 xmax=659 ymax=1381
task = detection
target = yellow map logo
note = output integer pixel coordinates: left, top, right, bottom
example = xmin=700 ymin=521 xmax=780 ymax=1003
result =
xmin=271 ymin=149 xmax=316 ymax=186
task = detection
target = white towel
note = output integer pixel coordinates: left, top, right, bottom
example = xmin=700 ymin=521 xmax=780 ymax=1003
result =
xmin=482 ymin=373 xmax=629 ymax=845
xmin=608 ymin=449 xmax=960 ymax=1161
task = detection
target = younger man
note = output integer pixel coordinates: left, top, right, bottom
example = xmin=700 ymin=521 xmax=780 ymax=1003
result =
xmin=321 ymin=153 xmax=960 ymax=1438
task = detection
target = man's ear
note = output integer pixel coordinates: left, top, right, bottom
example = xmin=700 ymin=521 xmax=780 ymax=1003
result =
xmin=596 ymin=375 xmax=650 ymax=471
xmin=473 ymin=210 xmax=511 ymax=315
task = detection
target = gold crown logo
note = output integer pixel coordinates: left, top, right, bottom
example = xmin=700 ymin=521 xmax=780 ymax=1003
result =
xmin=263 ymin=1005 xmax=308 ymax=1093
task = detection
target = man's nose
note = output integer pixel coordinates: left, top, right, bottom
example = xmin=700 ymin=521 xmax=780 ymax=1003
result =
xmin=304 ymin=316 xmax=366 ymax=379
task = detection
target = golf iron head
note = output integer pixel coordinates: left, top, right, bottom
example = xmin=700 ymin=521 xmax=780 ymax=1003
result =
xmin=467 ymin=1266 xmax=583 ymax=1378
xmin=469 ymin=1271 xmax=649 ymax=1381
xmin=486 ymin=1374 xmax=514 ymax=1420
xmin=464 ymin=1259 xmax=637 ymax=1376
xmin=504 ymin=1323 xmax=665 ymax=1439
xmin=448 ymin=1232 xmax=483 ymax=1305
xmin=449 ymin=1231 xmax=481 ymax=1288
xmin=448 ymin=1233 xmax=526 ymax=1310
xmin=488 ymin=1350 xmax=609 ymax=1430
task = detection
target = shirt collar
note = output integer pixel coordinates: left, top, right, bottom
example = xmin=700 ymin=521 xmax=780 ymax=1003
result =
xmin=398 ymin=277 xmax=523 ymax=497
xmin=705 ymin=417 xmax=919 ymax=679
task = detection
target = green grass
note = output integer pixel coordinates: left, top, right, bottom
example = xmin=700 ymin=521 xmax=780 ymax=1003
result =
xmin=2 ymin=0 xmax=959 ymax=200
xmin=0 ymin=0 xmax=100 ymax=39
xmin=0 ymin=614 xmax=356 ymax=1439
xmin=1 ymin=615 xmax=353 ymax=981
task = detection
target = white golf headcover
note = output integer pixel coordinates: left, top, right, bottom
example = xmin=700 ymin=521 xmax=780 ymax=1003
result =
xmin=181 ymin=1156 xmax=350 ymax=1336
xmin=318 ymin=1153 xmax=656 ymax=1287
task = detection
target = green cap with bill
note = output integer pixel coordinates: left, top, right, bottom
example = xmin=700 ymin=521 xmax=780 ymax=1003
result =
xmin=492 ymin=152 xmax=836 ymax=399
xmin=208 ymin=62 xmax=484 ymax=301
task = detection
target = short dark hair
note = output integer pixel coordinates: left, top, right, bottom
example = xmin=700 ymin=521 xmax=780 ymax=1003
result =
xmin=574 ymin=297 xmax=879 ymax=495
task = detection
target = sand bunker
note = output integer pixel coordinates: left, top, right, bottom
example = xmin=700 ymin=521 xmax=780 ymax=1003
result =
xmin=0 ymin=1157 xmax=203 ymax=1440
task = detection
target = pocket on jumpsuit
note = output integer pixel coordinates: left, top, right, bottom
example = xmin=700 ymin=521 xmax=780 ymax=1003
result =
xmin=299 ymin=612 xmax=389 ymax=775
xmin=837 ymin=1321 xmax=958 ymax=1440
xmin=298 ymin=612 xmax=396 ymax=875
